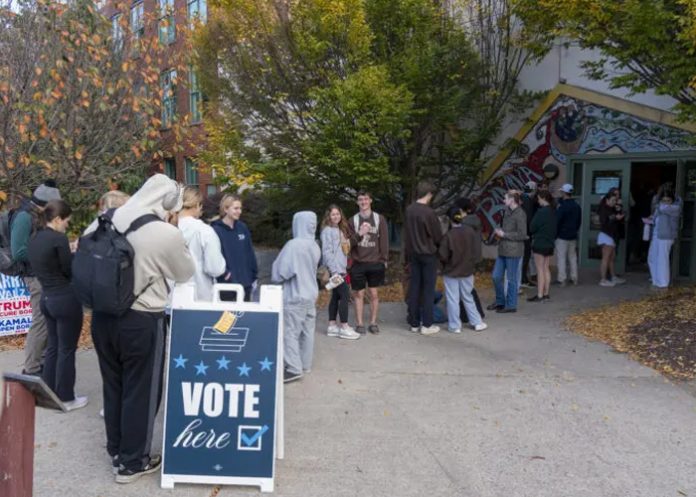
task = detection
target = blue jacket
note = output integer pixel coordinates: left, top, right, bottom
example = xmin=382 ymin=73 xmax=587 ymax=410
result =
xmin=212 ymin=219 xmax=258 ymax=288
xmin=556 ymin=198 xmax=582 ymax=241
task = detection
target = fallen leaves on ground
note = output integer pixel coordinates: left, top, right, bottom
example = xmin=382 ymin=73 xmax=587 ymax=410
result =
xmin=0 ymin=313 xmax=94 ymax=352
xmin=565 ymin=286 xmax=696 ymax=380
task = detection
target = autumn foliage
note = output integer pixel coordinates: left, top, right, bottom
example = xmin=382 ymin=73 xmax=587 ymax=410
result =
xmin=0 ymin=0 xmax=193 ymax=211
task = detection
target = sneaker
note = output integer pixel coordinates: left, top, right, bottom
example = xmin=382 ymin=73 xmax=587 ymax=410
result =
xmin=283 ymin=370 xmax=303 ymax=383
xmin=611 ymin=277 xmax=626 ymax=285
xmin=542 ymin=295 xmax=550 ymax=301
xmin=570 ymin=279 xmax=578 ymax=286
xmin=338 ymin=326 xmax=361 ymax=340
xmin=112 ymin=455 xmax=119 ymax=475
xmin=410 ymin=326 xmax=421 ymax=333
xmin=115 ymin=455 xmax=162 ymax=484
xmin=100 ymin=408 xmax=104 ymax=418
xmin=496 ymin=308 xmax=517 ymax=313
xmin=63 ymin=396 xmax=88 ymax=412
xmin=327 ymin=325 xmax=339 ymax=337
xmin=527 ymin=295 xmax=542 ymax=302
xmin=355 ymin=325 xmax=366 ymax=335
xmin=448 ymin=328 xmax=462 ymax=334
xmin=368 ymin=324 xmax=380 ymax=335
xmin=599 ymin=279 xmax=615 ymax=287
xmin=473 ymin=323 xmax=488 ymax=332
xmin=420 ymin=325 xmax=440 ymax=336
xmin=520 ymin=282 xmax=532 ymax=289
xmin=486 ymin=303 xmax=504 ymax=311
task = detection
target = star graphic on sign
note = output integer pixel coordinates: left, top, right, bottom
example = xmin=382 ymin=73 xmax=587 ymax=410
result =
xmin=213 ymin=464 xmax=223 ymax=471
xmin=194 ymin=361 xmax=209 ymax=376
xmin=237 ymin=362 xmax=251 ymax=377
xmin=173 ymin=354 xmax=188 ymax=369
xmin=258 ymin=357 xmax=274 ymax=372
xmin=216 ymin=356 xmax=231 ymax=370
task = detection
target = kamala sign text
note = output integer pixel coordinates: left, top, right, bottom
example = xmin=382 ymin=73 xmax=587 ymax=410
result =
xmin=0 ymin=275 xmax=31 ymax=337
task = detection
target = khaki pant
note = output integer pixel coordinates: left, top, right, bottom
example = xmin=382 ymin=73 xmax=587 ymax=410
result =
xmin=555 ymin=239 xmax=578 ymax=283
xmin=22 ymin=276 xmax=48 ymax=374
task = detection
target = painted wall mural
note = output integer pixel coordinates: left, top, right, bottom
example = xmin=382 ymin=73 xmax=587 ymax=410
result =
xmin=475 ymin=95 xmax=696 ymax=233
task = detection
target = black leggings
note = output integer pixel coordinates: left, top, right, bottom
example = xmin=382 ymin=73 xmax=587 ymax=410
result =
xmin=40 ymin=289 xmax=84 ymax=402
xmin=328 ymin=281 xmax=350 ymax=323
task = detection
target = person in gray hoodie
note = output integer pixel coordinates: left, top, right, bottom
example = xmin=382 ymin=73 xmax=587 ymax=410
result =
xmin=88 ymin=174 xmax=195 ymax=483
xmin=647 ymin=188 xmax=681 ymax=288
xmin=272 ymin=211 xmax=321 ymax=383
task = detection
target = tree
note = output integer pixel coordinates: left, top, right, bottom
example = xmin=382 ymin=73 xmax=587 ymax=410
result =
xmin=512 ymin=0 xmax=696 ymax=121
xmin=0 ymin=0 xmax=193 ymax=213
xmin=196 ymin=0 xmax=545 ymax=220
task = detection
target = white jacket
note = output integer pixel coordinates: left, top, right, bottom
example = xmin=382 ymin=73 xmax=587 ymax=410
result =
xmin=178 ymin=216 xmax=226 ymax=301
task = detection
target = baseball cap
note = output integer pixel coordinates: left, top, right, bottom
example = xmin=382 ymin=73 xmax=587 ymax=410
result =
xmin=560 ymin=183 xmax=574 ymax=194
xmin=524 ymin=181 xmax=537 ymax=191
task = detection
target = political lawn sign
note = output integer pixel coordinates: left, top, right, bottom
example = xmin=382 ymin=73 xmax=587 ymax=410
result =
xmin=162 ymin=283 xmax=284 ymax=492
xmin=0 ymin=274 xmax=31 ymax=337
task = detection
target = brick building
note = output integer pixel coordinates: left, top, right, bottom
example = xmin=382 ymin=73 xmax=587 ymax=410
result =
xmin=101 ymin=0 xmax=216 ymax=197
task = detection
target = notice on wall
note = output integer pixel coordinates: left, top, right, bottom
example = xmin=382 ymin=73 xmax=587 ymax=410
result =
xmin=0 ymin=274 xmax=31 ymax=337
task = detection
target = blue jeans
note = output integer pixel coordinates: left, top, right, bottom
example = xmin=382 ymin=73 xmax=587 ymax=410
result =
xmin=444 ymin=275 xmax=483 ymax=330
xmin=493 ymin=256 xmax=522 ymax=309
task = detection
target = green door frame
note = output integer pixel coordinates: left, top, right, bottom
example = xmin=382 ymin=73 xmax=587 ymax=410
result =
xmin=568 ymin=152 xmax=696 ymax=281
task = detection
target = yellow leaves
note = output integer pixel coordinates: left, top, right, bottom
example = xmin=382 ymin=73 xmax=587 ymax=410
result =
xmin=74 ymin=147 xmax=84 ymax=160
xmin=33 ymin=91 xmax=43 ymax=102
xmin=0 ymin=191 xmax=6 ymax=202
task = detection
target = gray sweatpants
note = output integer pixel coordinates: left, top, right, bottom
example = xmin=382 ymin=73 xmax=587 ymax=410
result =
xmin=283 ymin=302 xmax=316 ymax=375
xmin=23 ymin=276 xmax=48 ymax=374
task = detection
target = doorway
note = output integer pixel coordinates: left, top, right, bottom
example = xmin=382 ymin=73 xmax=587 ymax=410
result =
xmin=626 ymin=161 xmax=678 ymax=271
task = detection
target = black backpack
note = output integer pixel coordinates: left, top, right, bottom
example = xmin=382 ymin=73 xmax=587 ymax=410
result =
xmin=72 ymin=210 xmax=160 ymax=316
xmin=0 ymin=209 xmax=27 ymax=276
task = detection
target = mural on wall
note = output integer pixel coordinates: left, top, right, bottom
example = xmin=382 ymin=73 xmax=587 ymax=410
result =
xmin=475 ymin=95 xmax=696 ymax=233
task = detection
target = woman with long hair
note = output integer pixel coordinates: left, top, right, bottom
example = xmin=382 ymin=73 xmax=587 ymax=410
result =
xmin=597 ymin=191 xmax=625 ymax=286
xmin=27 ymin=200 xmax=87 ymax=411
xmin=527 ymin=190 xmax=556 ymax=301
xmin=647 ymin=188 xmax=681 ymax=288
xmin=320 ymin=205 xmax=360 ymax=340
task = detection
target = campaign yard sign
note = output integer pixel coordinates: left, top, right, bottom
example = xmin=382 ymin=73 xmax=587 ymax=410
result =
xmin=162 ymin=284 xmax=283 ymax=492
xmin=0 ymin=274 xmax=31 ymax=337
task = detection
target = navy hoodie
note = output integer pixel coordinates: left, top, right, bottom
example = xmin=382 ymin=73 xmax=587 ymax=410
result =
xmin=212 ymin=219 xmax=258 ymax=288
xmin=556 ymin=198 xmax=582 ymax=241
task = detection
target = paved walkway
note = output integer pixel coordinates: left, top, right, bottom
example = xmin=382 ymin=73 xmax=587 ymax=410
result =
xmin=1 ymin=271 xmax=695 ymax=496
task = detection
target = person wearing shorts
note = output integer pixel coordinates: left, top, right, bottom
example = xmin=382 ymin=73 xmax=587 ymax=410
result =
xmin=527 ymin=190 xmax=556 ymax=302
xmin=348 ymin=191 xmax=389 ymax=335
xmin=597 ymin=191 xmax=625 ymax=287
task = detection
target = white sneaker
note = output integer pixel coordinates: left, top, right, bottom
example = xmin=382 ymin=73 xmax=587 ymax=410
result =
xmin=410 ymin=326 xmax=420 ymax=333
xmin=599 ymin=279 xmax=615 ymax=287
xmin=64 ymin=395 xmax=88 ymax=412
xmin=448 ymin=328 xmax=462 ymax=334
xmin=338 ymin=326 xmax=361 ymax=340
xmin=327 ymin=325 xmax=339 ymax=337
xmin=474 ymin=323 xmax=488 ymax=332
xmin=420 ymin=325 xmax=440 ymax=336
xmin=99 ymin=408 xmax=104 ymax=418
xmin=611 ymin=277 xmax=626 ymax=285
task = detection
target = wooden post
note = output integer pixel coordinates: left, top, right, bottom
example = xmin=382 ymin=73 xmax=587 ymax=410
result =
xmin=0 ymin=381 xmax=35 ymax=497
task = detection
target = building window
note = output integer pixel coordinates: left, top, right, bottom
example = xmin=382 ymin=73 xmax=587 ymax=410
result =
xmin=130 ymin=2 xmax=144 ymax=54
xmin=111 ymin=14 xmax=124 ymax=51
xmin=206 ymin=184 xmax=217 ymax=197
xmin=160 ymin=69 xmax=177 ymax=129
xmin=164 ymin=158 xmax=177 ymax=179
xmin=185 ymin=159 xmax=199 ymax=186
xmin=189 ymin=68 xmax=202 ymax=123
xmin=159 ymin=0 xmax=176 ymax=45
xmin=187 ymin=0 xmax=207 ymax=27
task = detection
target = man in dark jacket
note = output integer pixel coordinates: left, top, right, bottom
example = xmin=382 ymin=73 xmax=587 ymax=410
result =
xmin=520 ymin=181 xmax=537 ymax=287
xmin=555 ymin=183 xmax=582 ymax=285
xmin=404 ymin=180 xmax=443 ymax=335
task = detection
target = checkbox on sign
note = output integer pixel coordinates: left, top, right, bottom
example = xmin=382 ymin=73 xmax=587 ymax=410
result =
xmin=237 ymin=425 xmax=269 ymax=451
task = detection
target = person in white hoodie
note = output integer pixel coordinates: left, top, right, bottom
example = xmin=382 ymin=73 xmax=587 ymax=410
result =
xmin=177 ymin=187 xmax=226 ymax=300
xmin=272 ymin=211 xmax=321 ymax=383
xmin=88 ymin=174 xmax=195 ymax=484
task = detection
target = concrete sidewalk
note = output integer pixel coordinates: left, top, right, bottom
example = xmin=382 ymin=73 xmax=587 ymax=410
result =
xmin=1 ymin=272 xmax=695 ymax=496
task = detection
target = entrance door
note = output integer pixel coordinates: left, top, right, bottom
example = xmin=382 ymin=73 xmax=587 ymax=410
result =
xmin=579 ymin=160 xmax=631 ymax=274
xmin=675 ymin=160 xmax=696 ymax=281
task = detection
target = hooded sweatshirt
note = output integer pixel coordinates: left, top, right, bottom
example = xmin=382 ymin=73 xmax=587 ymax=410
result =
xmin=212 ymin=219 xmax=258 ymax=288
xmin=320 ymin=226 xmax=348 ymax=275
xmin=94 ymin=174 xmax=195 ymax=312
xmin=271 ymin=211 xmax=321 ymax=305
xmin=178 ymin=216 xmax=226 ymax=301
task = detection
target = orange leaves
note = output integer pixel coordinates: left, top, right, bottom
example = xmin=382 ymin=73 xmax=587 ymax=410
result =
xmin=74 ymin=148 xmax=84 ymax=160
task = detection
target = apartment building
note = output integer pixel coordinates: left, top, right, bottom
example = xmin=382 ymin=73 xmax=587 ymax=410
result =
xmin=101 ymin=0 xmax=217 ymax=197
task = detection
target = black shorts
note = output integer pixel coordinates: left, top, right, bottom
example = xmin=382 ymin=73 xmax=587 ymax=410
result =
xmin=350 ymin=262 xmax=386 ymax=291
xmin=533 ymin=247 xmax=554 ymax=257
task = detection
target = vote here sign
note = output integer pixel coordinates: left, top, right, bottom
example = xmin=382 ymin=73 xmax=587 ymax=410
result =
xmin=161 ymin=285 xmax=282 ymax=492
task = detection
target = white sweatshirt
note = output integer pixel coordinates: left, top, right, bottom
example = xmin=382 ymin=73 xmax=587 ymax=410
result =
xmin=178 ymin=216 xmax=226 ymax=301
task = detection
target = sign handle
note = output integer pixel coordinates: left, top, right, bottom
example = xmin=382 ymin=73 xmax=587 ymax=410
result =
xmin=212 ymin=283 xmax=245 ymax=303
